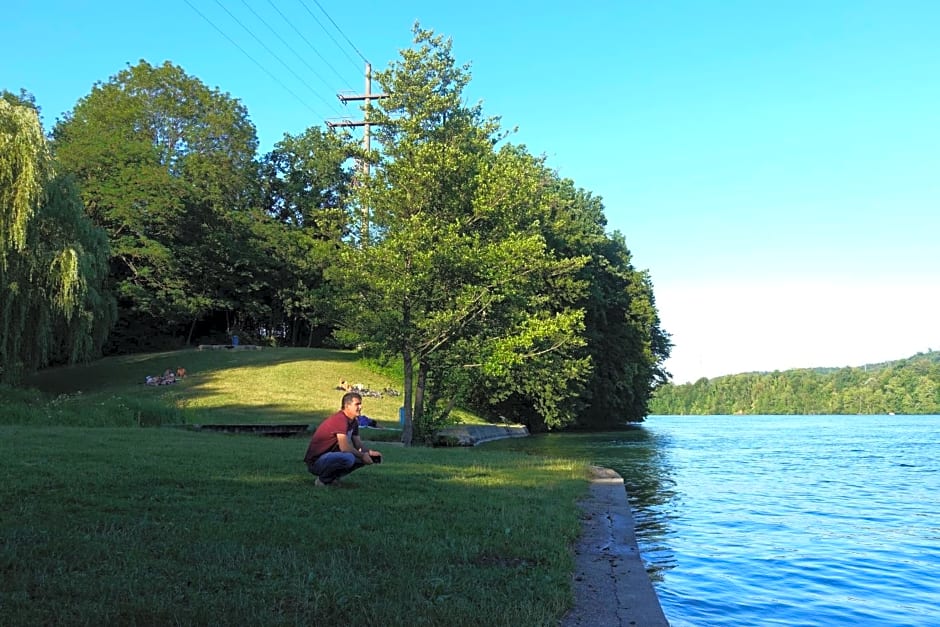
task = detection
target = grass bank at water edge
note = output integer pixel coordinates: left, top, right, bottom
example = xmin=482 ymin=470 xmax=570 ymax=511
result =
xmin=2 ymin=348 xmax=591 ymax=625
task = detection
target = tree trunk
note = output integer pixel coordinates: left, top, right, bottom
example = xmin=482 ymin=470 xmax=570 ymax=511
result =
xmin=401 ymin=347 xmax=414 ymax=446
xmin=414 ymin=362 xmax=428 ymax=438
xmin=440 ymin=395 xmax=456 ymax=423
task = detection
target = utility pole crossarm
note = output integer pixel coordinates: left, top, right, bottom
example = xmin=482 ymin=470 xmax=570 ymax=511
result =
xmin=338 ymin=92 xmax=388 ymax=104
xmin=326 ymin=62 xmax=387 ymax=246
xmin=325 ymin=119 xmax=369 ymax=128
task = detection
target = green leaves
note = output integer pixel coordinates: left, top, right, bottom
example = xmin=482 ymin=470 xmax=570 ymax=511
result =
xmin=651 ymin=351 xmax=940 ymax=415
xmin=52 ymin=61 xmax=261 ymax=342
xmin=0 ymin=98 xmax=50 ymax=260
xmin=5 ymin=34 xmax=671 ymax=429
xmin=1 ymin=100 xmax=114 ymax=381
xmin=331 ymin=26 xmax=605 ymax=437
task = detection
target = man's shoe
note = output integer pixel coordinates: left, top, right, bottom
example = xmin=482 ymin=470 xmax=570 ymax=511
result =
xmin=314 ymin=477 xmax=332 ymax=487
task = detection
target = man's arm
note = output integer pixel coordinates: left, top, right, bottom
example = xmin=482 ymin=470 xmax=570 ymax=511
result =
xmin=351 ymin=433 xmax=366 ymax=452
xmin=336 ymin=433 xmax=373 ymax=464
xmin=353 ymin=434 xmax=381 ymax=463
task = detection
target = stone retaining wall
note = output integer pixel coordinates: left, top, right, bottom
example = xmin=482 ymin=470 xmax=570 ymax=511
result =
xmin=434 ymin=424 xmax=529 ymax=446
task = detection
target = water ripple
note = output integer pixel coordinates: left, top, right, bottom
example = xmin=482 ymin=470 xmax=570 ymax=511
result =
xmin=638 ymin=414 xmax=940 ymax=626
xmin=483 ymin=416 xmax=940 ymax=625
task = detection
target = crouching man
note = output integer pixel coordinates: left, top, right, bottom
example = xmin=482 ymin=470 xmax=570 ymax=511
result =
xmin=304 ymin=391 xmax=382 ymax=487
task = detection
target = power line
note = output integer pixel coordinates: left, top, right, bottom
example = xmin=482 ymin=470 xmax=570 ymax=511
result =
xmin=236 ymin=0 xmax=340 ymax=98
xmin=296 ymin=0 xmax=364 ymax=71
xmin=265 ymin=0 xmax=354 ymax=90
xmin=311 ymin=0 xmax=369 ymax=65
xmin=181 ymin=0 xmax=327 ymax=120
xmin=211 ymin=0 xmax=341 ymax=115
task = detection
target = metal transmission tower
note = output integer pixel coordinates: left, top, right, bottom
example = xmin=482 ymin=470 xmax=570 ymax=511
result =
xmin=327 ymin=62 xmax=388 ymax=245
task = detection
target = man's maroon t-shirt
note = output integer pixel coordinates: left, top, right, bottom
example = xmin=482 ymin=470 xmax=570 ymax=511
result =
xmin=304 ymin=411 xmax=358 ymax=464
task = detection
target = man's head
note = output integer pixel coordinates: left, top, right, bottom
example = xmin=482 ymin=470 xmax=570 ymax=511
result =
xmin=341 ymin=391 xmax=363 ymax=418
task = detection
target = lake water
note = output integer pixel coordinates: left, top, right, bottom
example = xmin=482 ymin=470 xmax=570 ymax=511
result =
xmin=485 ymin=414 xmax=940 ymax=626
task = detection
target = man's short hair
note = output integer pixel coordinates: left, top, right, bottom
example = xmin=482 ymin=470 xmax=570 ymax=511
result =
xmin=341 ymin=391 xmax=362 ymax=408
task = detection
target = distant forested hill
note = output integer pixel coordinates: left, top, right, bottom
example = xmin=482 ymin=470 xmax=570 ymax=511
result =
xmin=649 ymin=351 xmax=940 ymax=415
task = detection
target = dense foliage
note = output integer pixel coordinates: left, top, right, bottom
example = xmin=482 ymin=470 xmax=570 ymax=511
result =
xmin=0 ymin=94 xmax=114 ymax=383
xmin=257 ymin=127 xmax=355 ymax=346
xmin=650 ymin=351 xmax=940 ymax=415
xmin=334 ymin=30 xmax=588 ymax=441
xmin=2 ymin=29 xmax=670 ymax=433
xmin=51 ymin=61 xmax=265 ymax=349
xmin=332 ymin=27 xmax=669 ymax=439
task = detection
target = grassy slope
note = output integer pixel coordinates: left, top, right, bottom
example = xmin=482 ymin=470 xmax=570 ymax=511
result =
xmin=2 ymin=349 xmax=590 ymax=625
xmin=22 ymin=347 xmax=409 ymax=426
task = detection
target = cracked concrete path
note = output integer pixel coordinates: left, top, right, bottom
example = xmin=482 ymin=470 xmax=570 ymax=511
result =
xmin=561 ymin=466 xmax=669 ymax=626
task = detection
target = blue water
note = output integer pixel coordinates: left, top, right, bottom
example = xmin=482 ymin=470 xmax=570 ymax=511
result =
xmin=487 ymin=414 xmax=940 ymax=626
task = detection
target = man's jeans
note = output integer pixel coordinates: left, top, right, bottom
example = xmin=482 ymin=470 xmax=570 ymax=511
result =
xmin=308 ymin=452 xmax=363 ymax=484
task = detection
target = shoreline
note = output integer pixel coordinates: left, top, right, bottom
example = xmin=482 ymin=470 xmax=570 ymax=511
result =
xmin=198 ymin=423 xmax=668 ymax=623
xmin=562 ymin=465 xmax=669 ymax=626
xmin=436 ymin=427 xmax=669 ymax=625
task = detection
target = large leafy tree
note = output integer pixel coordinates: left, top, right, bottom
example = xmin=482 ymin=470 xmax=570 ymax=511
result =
xmin=554 ymin=184 xmax=671 ymax=425
xmin=52 ymin=61 xmax=260 ymax=349
xmin=480 ymin=174 xmax=672 ymax=428
xmin=332 ymin=26 xmax=589 ymax=443
xmin=454 ymin=148 xmax=594 ymax=431
xmin=261 ymin=127 xmax=354 ymax=228
xmin=257 ymin=127 xmax=356 ymax=345
xmin=1 ymin=95 xmax=114 ymax=382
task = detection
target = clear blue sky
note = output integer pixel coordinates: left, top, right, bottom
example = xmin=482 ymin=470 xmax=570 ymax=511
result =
xmin=5 ymin=1 xmax=939 ymax=382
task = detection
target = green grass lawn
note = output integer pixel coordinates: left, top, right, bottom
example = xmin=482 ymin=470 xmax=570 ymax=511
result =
xmin=2 ymin=348 xmax=591 ymax=625
xmin=20 ymin=347 xmax=407 ymax=427
xmin=18 ymin=347 xmax=485 ymax=430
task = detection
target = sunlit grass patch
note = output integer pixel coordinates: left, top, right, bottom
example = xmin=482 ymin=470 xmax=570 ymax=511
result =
xmin=3 ymin=349 xmax=592 ymax=623
xmin=1 ymin=425 xmax=589 ymax=625
xmin=14 ymin=348 xmax=416 ymax=427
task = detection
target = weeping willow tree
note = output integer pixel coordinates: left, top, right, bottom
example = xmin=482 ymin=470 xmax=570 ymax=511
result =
xmin=0 ymin=96 xmax=114 ymax=383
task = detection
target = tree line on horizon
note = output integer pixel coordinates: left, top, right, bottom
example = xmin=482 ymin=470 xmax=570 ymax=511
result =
xmin=1 ymin=26 xmax=671 ymax=440
xmin=649 ymin=350 xmax=940 ymax=415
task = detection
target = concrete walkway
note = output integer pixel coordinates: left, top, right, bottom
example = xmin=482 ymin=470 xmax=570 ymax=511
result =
xmin=561 ymin=466 xmax=669 ymax=626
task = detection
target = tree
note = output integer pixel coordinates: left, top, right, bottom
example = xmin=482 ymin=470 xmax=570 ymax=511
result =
xmin=648 ymin=350 xmax=940 ymax=415
xmin=52 ymin=60 xmax=260 ymax=349
xmin=532 ymin=178 xmax=671 ymax=427
xmin=257 ymin=127 xmax=357 ymax=345
xmin=261 ymin=127 xmax=354 ymax=229
xmin=1 ymin=92 xmax=45 ymax=259
xmin=435 ymin=146 xmax=591 ymax=433
xmin=332 ymin=26 xmax=589 ymax=443
xmin=1 ymin=96 xmax=114 ymax=382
